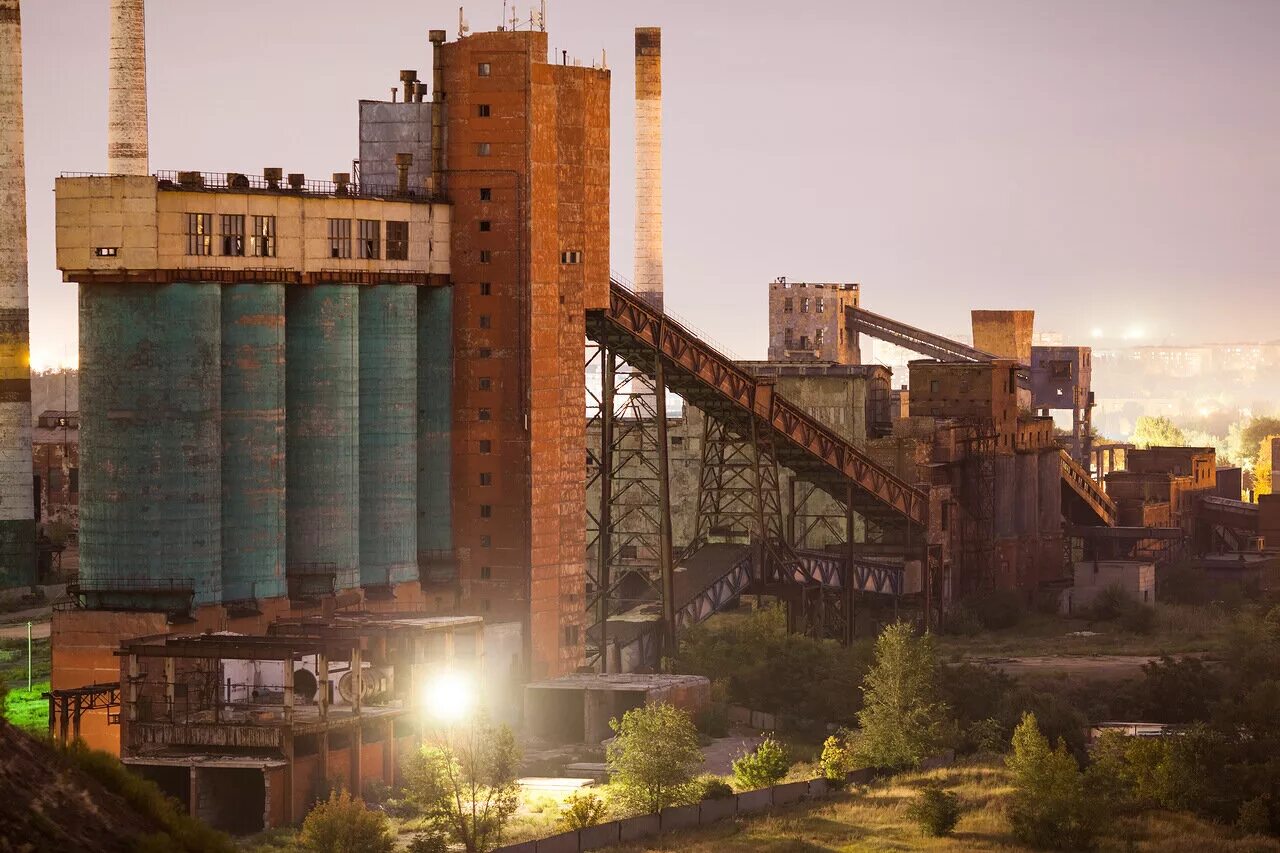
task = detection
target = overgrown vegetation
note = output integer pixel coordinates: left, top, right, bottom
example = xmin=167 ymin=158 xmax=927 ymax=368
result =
xmin=1006 ymin=712 xmax=1105 ymax=850
xmin=731 ymin=736 xmax=790 ymax=790
xmin=556 ymin=791 xmax=608 ymax=831
xmin=61 ymin=740 xmax=236 ymax=853
xmin=852 ymin=622 xmax=949 ymax=769
xmin=678 ymin=604 xmax=872 ymax=726
xmin=400 ymin=715 xmax=522 ymax=852
xmin=906 ymin=783 xmax=962 ymax=837
xmin=296 ymin=789 xmax=395 ymax=853
xmin=606 ymin=701 xmax=704 ymax=814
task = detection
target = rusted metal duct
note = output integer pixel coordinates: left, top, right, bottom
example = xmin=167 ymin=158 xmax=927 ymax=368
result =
xmin=399 ymin=69 xmax=417 ymax=103
xmin=0 ymin=0 xmax=35 ymax=587
xmin=108 ymin=0 xmax=149 ymax=175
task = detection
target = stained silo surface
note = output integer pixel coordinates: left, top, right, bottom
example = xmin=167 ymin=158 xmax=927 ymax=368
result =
xmin=417 ymin=286 xmax=452 ymax=580
xmin=286 ymin=284 xmax=359 ymax=590
xmin=79 ymin=283 xmax=222 ymax=604
xmin=221 ymin=283 xmax=286 ymax=602
xmin=359 ymin=284 xmax=418 ymax=587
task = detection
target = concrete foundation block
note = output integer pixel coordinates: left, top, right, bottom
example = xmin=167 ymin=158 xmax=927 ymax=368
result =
xmin=919 ymin=749 xmax=956 ymax=771
xmin=772 ymin=781 xmax=809 ymax=806
xmin=736 ymin=787 xmax=773 ymax=814
xmin=660 ymin=803 xmax=700 ymax=832
xmin=535 ymin=830 xmax=579 ymax=853
xmin=699 ymin=795 xmax=737 ymax=823
xmin=847 ymin=768 xmax=875 ymax=786
xmin=579 ymin=822 xmax=620 ymax=850
xmin=494 ymin=843 xmax=537 ymax=853
xmin=618 ymin=813 xmax=660 ymax=842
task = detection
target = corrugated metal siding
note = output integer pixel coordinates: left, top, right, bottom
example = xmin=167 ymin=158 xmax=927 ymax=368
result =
xmin=359 ymin=284 xmax=418 ymax=586
xmin=285 ymin=284 xmax=359 ymax=591
xmin=221 ymin=283 xmax=286 ymax=602
xmin=79 ymin=283 xmax=222 ymax=604
xmin=417 ymin=286 xmax=452 ymax=576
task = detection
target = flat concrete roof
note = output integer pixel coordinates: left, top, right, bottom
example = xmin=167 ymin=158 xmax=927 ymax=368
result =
xmin=526 ymin=673 xmax=708 ymax=691
xmin=123 ymin=751 xmax=287 ymax=770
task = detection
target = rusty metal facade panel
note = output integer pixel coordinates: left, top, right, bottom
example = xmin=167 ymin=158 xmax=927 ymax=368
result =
xmin=0 ymin=0 xmax=35 ymax=589
xmin=79 ymin=283 xmax=222 ymax=605
xmin=418 ymin=286 xmax=453 ymax=576
xmin=359 ymin=284 xmax=418 ymax=587
xmin=221 ymin=283 xmax=286 ymax=602
xmin=285 ymin=284 xmax=359 ymax=590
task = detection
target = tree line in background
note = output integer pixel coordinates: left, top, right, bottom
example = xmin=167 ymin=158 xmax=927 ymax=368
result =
xmin=1128 ymin=413 xmax=1280 ymax=496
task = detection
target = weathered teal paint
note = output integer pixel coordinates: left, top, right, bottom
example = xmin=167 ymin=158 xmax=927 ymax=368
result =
xmin=79 ymin=283 xmax=222 ymax=606
xmin=221 ymin=283 xmax=286 ymax=602
xmin=417 ymin=286 xmax=453 ymax=580
xmin=286 ymin=285 xmax=359 ymax=591
xmin=359 ymin=284 xmax=418 ymax=587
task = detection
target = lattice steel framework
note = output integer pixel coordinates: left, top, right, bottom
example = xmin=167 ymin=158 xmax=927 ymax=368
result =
xmin=957 ymin=420 xmax=997 ymax=595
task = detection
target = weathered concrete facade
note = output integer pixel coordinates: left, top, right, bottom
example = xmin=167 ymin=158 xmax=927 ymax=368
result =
xmin=767 ymin=279 xmax=861 ymax=364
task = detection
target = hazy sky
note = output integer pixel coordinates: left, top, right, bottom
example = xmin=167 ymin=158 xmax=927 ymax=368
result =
xmin=17 ymin=0 xmax=1280 ymax=369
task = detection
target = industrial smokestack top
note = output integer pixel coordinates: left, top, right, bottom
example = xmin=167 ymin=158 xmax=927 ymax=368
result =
xmin=108 ymin=0 xmax=149 ymax=176
xmin=634 ymin=27 xmax=663 ymax=310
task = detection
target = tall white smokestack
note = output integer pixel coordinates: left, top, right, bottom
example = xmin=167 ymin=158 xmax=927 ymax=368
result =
xmin=108 ymin=0 xmax=149 ymax=176
xmin=0 ymin=0 xmax=36 ymax=584
xmin=634 ymin=27 xmax=662 ymax=311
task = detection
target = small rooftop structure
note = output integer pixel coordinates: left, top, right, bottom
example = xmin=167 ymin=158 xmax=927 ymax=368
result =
xmin=525 ymin=673 xmax=710 ymax=745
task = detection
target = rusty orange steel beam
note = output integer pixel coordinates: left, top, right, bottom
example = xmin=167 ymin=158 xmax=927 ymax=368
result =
xmin=597 ymin=282 xmax=929 ymax=526
xmin=1060 ymin=449 xmax=1117 ymax=526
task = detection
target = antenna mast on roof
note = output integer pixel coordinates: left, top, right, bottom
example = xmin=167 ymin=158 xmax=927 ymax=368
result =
xmin=458 ymin=6 xmax=470 ymax=37
xmin=540 ymin=0 xmax=547 ymax=31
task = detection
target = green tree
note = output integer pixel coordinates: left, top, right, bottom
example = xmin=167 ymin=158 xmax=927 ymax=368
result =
xmin=853 ymin=622 xmax=949 ymax=769
xmin=1131 ymin=415 xmax=1186 ymax=449
xmin=401 ymin=716 xmax=522 ymax=853
xmin=731 ymin=736 xmax=790 ymax=790
xmin=1255 ymin=433 xmax=1279 ymax=496
xmin=1006 ymin=713 xmax=1101 ymax=850
xmin=297 ymin=790 xmax=395 ymax=853
xmin=606 ymin=702 xmax=703 ymax=814
xmin=1239 ymin=417 xmax=1280 ymax=467
xmin=819 ymin=730 xmax=858 ymax=783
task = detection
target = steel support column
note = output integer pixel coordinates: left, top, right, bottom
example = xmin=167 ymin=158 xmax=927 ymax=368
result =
xmin=597 ymin=348 xmax=615 ymax=672
xmin=654 ymin=354 xmax=676 ymax=666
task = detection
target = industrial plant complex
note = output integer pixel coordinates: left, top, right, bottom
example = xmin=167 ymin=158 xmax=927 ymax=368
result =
xmin=1 ymin=0 xmax=1277 ymax=837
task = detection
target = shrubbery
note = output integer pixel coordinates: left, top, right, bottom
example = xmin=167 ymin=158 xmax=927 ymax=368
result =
xmin=696 ymin=776 xmax=735 ymax=800
xmin=1006 ymin=713 xmax=1105 ymax=850
xmin=557 ymin=791 xmax=609 ymax=830
xmin=296 ymin=790 xmax=394 ymax=853
xmin=853 ymin=623 xmax=949 ymax=769
xmin=818 ymin=730 xmax=858 ymax=784
xmin=731 ymin=736 xmax=790 ymax=790
xmin=606 ymin=702 xmax=704 ymax=814
xmin=906 ymin=783 xmax=962 ymax=837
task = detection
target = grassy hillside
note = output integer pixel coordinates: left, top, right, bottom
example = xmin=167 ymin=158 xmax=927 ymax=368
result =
xmin=609 ymin=760 xmax=1280 ymax=853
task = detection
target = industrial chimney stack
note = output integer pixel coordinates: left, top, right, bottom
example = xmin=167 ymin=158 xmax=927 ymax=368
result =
xmin=0 ymin=0 xmax=36 ymax=585
xmin=634 ymin=27 xmax=662 ymax=310
xmin=108 ymin=0 xmax=149 ymax=175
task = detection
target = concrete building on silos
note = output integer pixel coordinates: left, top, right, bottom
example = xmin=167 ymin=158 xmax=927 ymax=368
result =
xmin=54 ymin=7 xmax=609 ymax=756
xmin=0 ymin=0 xmax=36 ymax=591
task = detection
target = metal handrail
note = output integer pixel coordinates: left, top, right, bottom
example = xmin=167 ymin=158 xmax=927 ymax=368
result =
xmin=61 ymin=170 xmax=440 ymax=202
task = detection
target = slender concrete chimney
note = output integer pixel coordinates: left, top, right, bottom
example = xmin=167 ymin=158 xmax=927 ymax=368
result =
xmin=634 ymin=27 xmax=663 ymax=311
xmin=108 ymin=0 xmax=149 ymax=175
xmin=0 ymin=0 xmax=36 ymax=585
xmin=429 ymin=30 xmax=447 ymax=198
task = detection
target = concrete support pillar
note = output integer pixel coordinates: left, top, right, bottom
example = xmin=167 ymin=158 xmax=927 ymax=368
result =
xmin=0 ymin=0 xmax=36 ymax=591
xmin=351 ymin=724 xmax=362 ymax=795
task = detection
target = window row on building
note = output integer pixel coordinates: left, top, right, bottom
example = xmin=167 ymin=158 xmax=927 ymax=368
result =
xmin=782 ymin=296 xmax=826 ymax=314
xmin=183 ymin=213 xmax=411 ymax=261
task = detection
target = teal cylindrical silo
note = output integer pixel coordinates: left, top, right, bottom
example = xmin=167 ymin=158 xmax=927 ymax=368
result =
xmin=359 ymin=284 xmax=418 ymax=587
xmin=286 ymin=284 xmax=359 ymax=591
xmin=221 ymin=283 xmax=286 ymax=602
xmin=79 ymin=282 xmax=222 ymax=606
xmin=417 ymin=286 xmax=453 ymax=581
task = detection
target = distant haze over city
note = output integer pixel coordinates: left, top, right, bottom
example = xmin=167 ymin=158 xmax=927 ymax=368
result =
xmin=17 ymin=0 xmax=1280 ymax=370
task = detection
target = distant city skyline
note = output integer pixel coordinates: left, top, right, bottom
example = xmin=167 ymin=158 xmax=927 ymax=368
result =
xmin=17 ymin=0 xmax=1280 ymax=370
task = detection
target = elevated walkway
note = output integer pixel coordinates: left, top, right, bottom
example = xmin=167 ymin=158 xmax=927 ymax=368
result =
xmin=588 ymin=281 xmax=930 ymax=534
xmin=1060 ymin=449 xmax=1117 ymax=527
xmin=847 ymin=305 xmax=996 ymax=363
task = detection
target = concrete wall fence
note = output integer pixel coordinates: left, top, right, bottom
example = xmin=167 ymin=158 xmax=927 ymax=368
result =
xmin=492 ymin=753 xmax=955 ymax=853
